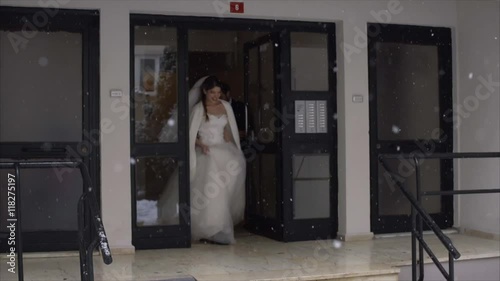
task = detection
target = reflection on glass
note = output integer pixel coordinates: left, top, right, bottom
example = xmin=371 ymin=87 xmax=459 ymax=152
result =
xmin=293 ymin=154 xmax=330 ymax=219
xmin=258 ymin=42 xmax=275 ymax=143
xmin=378 ymin=158 xmax=441 ymax=216
xmin=0 ymin=164 xmax=82 ymax=232
xmin=250 ymin=153 xmax=260 ymax=216
xmin=135 ymin=157 xmax=179 ymax=226
xmin=0 ymin=31 xmax=82 ymax=142
xmin=249 ymin=154 xmax=277 ymax=219
xmin=245 ymin=39 xmax=278 ymax=219
xmin=248 ymin=47 xmax=260 ymax=140
xmin=260 ymin=154 xmax=277 ymax=218
xmin=134 ymin=26 xmax=178 ymax=143
xmin=291 ymin=32 xmax=328 ymax=91
xmin=376 ymin=42 xmax=440 ymax=140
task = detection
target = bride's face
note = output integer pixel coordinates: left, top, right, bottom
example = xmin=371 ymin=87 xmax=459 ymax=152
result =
xmin=204 ymin=86 xmax=222 ymax=103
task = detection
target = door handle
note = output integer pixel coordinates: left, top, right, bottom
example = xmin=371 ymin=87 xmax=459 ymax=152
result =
xmin=245 ymin=103 xmax=249 ymax=137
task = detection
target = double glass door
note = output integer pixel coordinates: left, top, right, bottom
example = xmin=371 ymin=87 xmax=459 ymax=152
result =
xmin=130 ymin=16 xmax=338 ymax=248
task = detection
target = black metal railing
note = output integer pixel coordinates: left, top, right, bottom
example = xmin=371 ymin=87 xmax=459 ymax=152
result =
xmin=0 ymin=160 xmax=112 ymax=281
xmin=378 ymin=152 xmax=500 ymax=281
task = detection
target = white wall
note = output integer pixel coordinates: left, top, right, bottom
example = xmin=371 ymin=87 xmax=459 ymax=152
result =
xmin=456 ymin=0 xmax=500 ymax=236
xmin=0 ymin=0 xmax=463 ymax=248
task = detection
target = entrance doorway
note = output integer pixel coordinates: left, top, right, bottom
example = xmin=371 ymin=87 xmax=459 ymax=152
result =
xmin=130 ymin=16 xmax=337 ymax=248
xmin=0 ymin=7 xmax=100 ymax=252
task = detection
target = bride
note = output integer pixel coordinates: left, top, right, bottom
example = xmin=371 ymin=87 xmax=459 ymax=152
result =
xmin=158 ymin=76 xmax=246 ymax=245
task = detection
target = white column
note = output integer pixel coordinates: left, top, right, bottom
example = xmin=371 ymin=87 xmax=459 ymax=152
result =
xmin=99 ymin=5 xmax=134 ymax=252
xmin=336 ymin=20 xmax=373 ymax=241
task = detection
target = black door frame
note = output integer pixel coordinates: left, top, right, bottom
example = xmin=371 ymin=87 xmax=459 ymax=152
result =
xmin=368 ymin=23 xmax=454 ymax=233
xmin=0 ymin=7 xmax=100 ymax=252
xmin=130 ymin=14 xmax=337 ymax=248
xmin=280 ymin=26 xmax=338 ymax=242
xmin=243 ymin=33 xmax=284 ymax=241
xmin=129 ymin=19 xmax=191 ymax=249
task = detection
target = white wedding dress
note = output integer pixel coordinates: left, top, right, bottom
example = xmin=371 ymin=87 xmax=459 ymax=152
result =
xmin=189 ymin=113 xmax=246 ymax=244
xmin=157 ymin=76 xmax=246 ymax=244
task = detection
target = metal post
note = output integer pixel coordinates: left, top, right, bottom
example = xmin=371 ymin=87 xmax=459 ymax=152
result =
xmin=411 ymin=201 xmax=417 ymax=281
xmin=14 ymin=164 xmax=24 ymax=281
xmin=449 ymin=252 xmax=454 ymax=281
xmin=78 ymin=194 xmax=89 ymax=281
xmin=413 ymin=156 xmax=424 ymax=281
xmin=0 ymin=160 xmax=111 ymax=281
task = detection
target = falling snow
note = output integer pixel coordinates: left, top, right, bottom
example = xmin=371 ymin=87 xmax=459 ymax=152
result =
xmin=392 ymin=125 xmax=401 ymax=134
xmin=332 ymin=239 xmax=342 ymax=249
xmin=167 ymin=118 xmax=175 ymax=127
xmin=38 ymin=57 xmax=49 ymax=67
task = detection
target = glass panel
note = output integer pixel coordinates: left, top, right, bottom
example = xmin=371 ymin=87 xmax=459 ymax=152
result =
xmin=378 ymin=158 xmax=441 ymax=216
xmin=134 ymin=26 xmax=178 ymax=143
xmin=291 ymin=32 xmax=328 ymax=91
xmin=0 ymin=31 xmax=82 ymax=142
xmin=135 ymin=157 xmax=179 ymax=226
xmin=249 ymin=152 xmax=260 ymax=215
xmin=258 ymin=42 xmax=276 ymax=143
xmin=376 ymin=42 xmax=440 ymax=140
xmin=0 ymin=162 xmax=82 ymax=232
xmin=247 ymin=154 xmax=276 ymax=219
xmin=293 ymin=154 xmax=330 ymax=219
xmin=245 ymin=40 xmax=278 ymax=219
xmin=260 ymin=153 xmax=277 ymax=218
xmin=248 ymin=47 xmax=260 ymax=138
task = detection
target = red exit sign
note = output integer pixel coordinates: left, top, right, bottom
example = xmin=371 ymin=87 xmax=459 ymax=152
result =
xmin=230 ymin=2 xmax=244 ymax=13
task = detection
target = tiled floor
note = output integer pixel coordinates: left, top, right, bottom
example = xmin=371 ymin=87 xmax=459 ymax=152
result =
xmin=1 ymin=232 xmax=499 ymax=281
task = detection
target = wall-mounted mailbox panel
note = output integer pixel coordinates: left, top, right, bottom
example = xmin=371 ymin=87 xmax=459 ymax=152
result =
xmin=295 ymin=100 xmax=328 ymax=134
xmin=295 ymin=100 xmax=306 ymax=133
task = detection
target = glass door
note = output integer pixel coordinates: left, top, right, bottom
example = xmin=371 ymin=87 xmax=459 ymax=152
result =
xmin=244 ymin=33 xmax=283 ymax=240
xmin=0 ymin=8 xmax=100 ymax=252
xmin=244 ymin=26 xmax=338 ymax=242
xmin=281 ymin=29 xmax=338 ymax=241
xmin=368 ymin=23 xmax=454 ymax=233
xmin=130 ymin=18 xmax=190 ymax=249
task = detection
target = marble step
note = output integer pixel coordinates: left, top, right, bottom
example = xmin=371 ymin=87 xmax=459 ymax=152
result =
xmin=192 ymin=266 xmax=400 ymax=281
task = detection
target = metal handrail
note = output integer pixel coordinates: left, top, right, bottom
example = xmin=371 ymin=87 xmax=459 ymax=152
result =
xmin=424 ymin=189 xmax=500 ymax=196
xmin=378 ymin=151 xmax=500 ymax=281
xmin=378 ymin=156 xmax=461 ymax=257
xmin=0 ymin=160 xmax=112 ymax=281
xmin=78 ymin=161 xmax=113 ymax=281
xmin=380 ymin=152 xmax=500 ymax=159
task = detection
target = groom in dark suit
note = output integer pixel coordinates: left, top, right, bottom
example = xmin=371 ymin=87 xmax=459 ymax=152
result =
xmin=220 ymin=82 xmax=247 ymax=140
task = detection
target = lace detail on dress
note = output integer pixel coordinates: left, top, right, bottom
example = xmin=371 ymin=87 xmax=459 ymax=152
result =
xmin=198 ymin=114 xmax=228 ymax=146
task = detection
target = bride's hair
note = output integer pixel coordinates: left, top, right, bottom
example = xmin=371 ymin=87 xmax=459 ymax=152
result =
xmin=200 ymin=75 xmax=222 ymax=121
